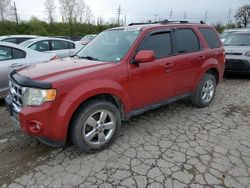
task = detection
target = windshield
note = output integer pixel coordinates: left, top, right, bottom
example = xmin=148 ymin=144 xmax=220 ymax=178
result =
xmin=224 ymin=33 xmax=250 ymax=46
xmin=77 ymin=29 xmax=141 ymax=62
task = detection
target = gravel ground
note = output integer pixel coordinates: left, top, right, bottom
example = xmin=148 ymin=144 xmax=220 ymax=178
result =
xmin=0 ymin=77 xmax=250 ymax=188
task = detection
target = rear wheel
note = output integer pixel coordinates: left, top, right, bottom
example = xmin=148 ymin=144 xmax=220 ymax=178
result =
xmin=71 ymin=100 xmax=121 ymax=152
xmin=191 ymin=73 xmax=217 ymax=108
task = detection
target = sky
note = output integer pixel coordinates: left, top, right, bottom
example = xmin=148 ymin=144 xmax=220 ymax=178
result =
xmin=14 ymin=0 xmax=250 ymax=25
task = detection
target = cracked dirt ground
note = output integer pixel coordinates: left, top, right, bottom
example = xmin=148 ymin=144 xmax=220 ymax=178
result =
xmin=0 ymin=77 xmax=250 ymax=188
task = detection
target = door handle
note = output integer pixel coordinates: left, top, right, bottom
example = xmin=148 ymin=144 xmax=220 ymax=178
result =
xmin=163 ymin=63 xmax=173 ymax=72
xmin=197 ymin=56 xmax=206 ymax=61
xmin=10 ymin=63 xmax=23 ymax=68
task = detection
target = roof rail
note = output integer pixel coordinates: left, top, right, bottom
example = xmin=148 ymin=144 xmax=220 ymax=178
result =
xmin=128 ymin=20 xmax=206 ymax=26
xmin=128 ymin=22 xmax=158 ymax=26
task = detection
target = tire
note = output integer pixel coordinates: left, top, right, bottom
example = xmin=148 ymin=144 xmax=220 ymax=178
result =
xmin=71 ymin=100 xmax=121 ymax=152
xmin=191 ymin=73 xmax=217 ymax=108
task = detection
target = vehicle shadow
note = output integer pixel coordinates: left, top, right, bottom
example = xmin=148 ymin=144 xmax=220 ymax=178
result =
xmin=224 ymin=73 xmax=250 ymax=79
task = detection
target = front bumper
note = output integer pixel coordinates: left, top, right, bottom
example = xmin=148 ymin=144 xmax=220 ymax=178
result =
xmin=225 ymin=55 xmax=250 ymax=73
xmin=5 ymin=95 xmax=67 ymax=147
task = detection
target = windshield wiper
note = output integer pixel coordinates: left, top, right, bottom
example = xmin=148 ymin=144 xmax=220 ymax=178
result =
xmin=78 ymin=56 xmax=99 ymax=61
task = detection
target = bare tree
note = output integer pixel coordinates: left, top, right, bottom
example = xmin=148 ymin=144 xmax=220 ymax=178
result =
xmin=44 ymin=0 xmax=56 ymax=24
xmin=0 ymin=0 xmax=13 ymax=21
xmin=235 ymin=4 xmax=250 ymax=28
xmin=84 ymin=5 xmax=93 ymax=24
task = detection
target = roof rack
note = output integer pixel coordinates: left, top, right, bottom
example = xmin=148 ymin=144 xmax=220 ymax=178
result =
xmin=128 ymin=20 xmax=206 ymax=26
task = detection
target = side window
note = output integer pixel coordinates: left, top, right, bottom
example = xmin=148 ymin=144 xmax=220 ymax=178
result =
xmin=51 ymin=40 xmax=69 ymax=50
xmin=12 ymin=48 xmax=26 ymax=59
xmin=30 ymin=41 xmax=49 ymax=52
xmin=199 ymin=28 xmax=221 ymax=49
xmin=140 ymin=32 xmax=172 ymax=59
xmin=68 ymin=42 xmax=75 ymax=49
xmin=3 ymin=38 xmax=17 ymax=44
xmin=0 ymin=46 xmax=12 ymax=61
xmin=174 ymin=29 xmax=200 ymax=53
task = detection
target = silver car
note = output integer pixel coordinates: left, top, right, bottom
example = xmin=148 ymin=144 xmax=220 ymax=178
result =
xmin=0 ymin=35 xmax=39 ymax=44
xmin=20 ymin=37 xmax=82 ymax=58
xmin=224 ymin=32 xmax=250 ymax=74
xmin=0 ymin=42 xmax=56 ymax=98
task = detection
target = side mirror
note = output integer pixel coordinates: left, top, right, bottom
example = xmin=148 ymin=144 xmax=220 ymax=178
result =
xmin=134 ymin=50 xmax=155 ymax=63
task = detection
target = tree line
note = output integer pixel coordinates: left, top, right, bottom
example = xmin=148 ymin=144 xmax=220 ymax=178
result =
xmin=0 ymin=0 xmax=250 ymax=36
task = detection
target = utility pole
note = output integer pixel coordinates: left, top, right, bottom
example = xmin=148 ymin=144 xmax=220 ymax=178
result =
xmin=154 ymin=14 xmax=158 ymax=22
xmin=13 ymin=1 xmax=18 ymax=25
xmin=183 ymin=11 xmax=187 ymax=19
xmin=170 ymin=8 xmax=173 ymax=19
xmin=228 ymin=8 xmax=232 ymax=25
xmin=117 ymin=5 xmax=121 ymax=26
xmin=124 ymin=15 xmax=126 ymax=26
xmin=204 ymin=10 xmax=208 ymax=22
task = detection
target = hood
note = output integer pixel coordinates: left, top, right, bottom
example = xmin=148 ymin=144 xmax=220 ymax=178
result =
xmin=224 ymin=46 xmax=250 ymax=54
xmin=18 ymin=57 xmax=115 ymax=83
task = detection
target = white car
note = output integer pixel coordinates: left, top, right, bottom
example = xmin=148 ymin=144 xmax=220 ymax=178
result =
xmin=20 ymin=37 xmax=82 ymax=58
xmin=0 ymin=42 xmax=56 ymax=98
xmin=0 ymin=35 xmax=39 ymax=44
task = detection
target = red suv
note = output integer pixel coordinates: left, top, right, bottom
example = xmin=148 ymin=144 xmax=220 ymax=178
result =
xmin=5 ymin=21 xmax=225 ymax=152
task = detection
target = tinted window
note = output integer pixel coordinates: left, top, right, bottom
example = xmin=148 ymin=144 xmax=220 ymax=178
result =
xmin=3 ymin=38 xmax=17 ymax=44
xmin=51 ymin=40 xmax=69 ymax=50
xmin=0 ymin=46 xmax=12 ymax=61
xmin=68 ymin=42 xmax=75 ymax=49
xmin=12 ymin=48 xmax=26 ymax=59
xmin=17 ymin=38 xmax=33 ymax=44
xmin=140 ymin=32 xmax=172 ymax=59
xmin=174 ymin=29 xmax=200 ymax=53
xmin=30 ymin=41 xmax=49 ymax=52
xmin=199 ymin=28 xmax=221 ymax=48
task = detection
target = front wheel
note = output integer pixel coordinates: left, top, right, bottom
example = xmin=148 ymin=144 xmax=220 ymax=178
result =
xmin=191 ymin=73 xmax=217 ymax=108
xmin=71 ymin=100 xmax=121 ymax=152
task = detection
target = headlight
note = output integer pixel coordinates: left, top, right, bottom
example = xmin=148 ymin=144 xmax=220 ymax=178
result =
xmin=243 ymin=51 xmax=250 ymax=57
xmin=23 ymin=88 xmax=57 ymax=106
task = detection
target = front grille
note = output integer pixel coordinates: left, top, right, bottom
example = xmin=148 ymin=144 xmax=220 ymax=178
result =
xmin=9 ymin=81 xmax=25 ymax=107
xmin=226 ymin=52 xmax=243 ymax=56
xmin=225 ymin=59 xmax=247 ymax=71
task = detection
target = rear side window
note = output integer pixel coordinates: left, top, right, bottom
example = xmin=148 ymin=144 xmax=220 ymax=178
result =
xmin=174 ymin=29 xmax=200 ymax=53
xmin=199 ymin=28 xmax=221 ymax=49
xmin=0 ymin=46 xmax=12 ymax=61
xmin=12 ymin=48 xmax=26 ymax=59
xmin=140 ymin=32 xmax=172 ymax=59
xmin=51 ymin=40 xmax=69 ymax=50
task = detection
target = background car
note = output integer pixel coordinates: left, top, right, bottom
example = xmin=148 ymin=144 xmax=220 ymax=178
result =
xmin=20 ymin=37 xmax=82 ymax=58
xmin=79 ymin=34 xmax=97 ymax=45
xmin=224 ymin=31 xmax=250 ymax=74
xmin=220 ymin=28 xmax=250 ymax=43
xmin=0 ymin=42 xmax=56 ymax=98
xmin=0 ymin=35 xmax=39 ymax=44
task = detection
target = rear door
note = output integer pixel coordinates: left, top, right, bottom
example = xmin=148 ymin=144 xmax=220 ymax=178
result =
xmin=129 ymin=30 xmax=176 ymax=109
xmin=172 ymin=28 xmax=205 ymax=96
xmin=0 ymin=46 xmax=26 ymax=94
